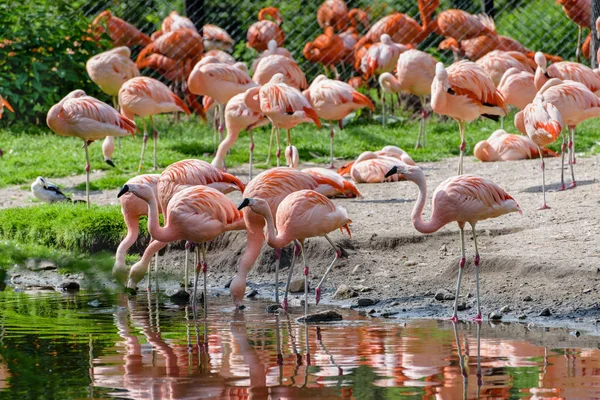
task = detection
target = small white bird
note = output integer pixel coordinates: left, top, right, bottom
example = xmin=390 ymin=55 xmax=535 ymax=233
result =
xmin=31 ymin=177 xmax=71 ymax=203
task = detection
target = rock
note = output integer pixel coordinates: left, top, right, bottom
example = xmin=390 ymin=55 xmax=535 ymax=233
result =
xmin=289 ymin=279 xmax=306 ymax=293
xmin=265 ymin=304 xmax=282 ymax=313
xmin=332 ymin=284 xmax=357 ymax=300
xmin=456 ymin=302 xmax=468 ymax=311
xmin=168 ymin=289 xmax=191 ymax=303
xmin=539 ymin=308 xmax=551 ymax=317
xmin=356 ymin=298 xmax=377 ymax=307
xmin=500 ymin=305 xmax=512 ymax=314
xmin=434 ymin=291 xmax=447 ymax=301
xmin=380 ymin=309 xmax=398 ymax=318
xmin=59 ymin=281 xmax=80 ymax=292
xmin=489 ymin=312 xmax=502 ymax=321
xmin=439 ymin=244 xmax=448 ymax=252
xmin=246 ymin=289 xmax=258 ymax=298
xmin=297 ymin=310 xmax=343 ymax=324
xmin=224 ymin=277 xmax=233 ymax=289
xmin=87 ymin=300 xmax=101 ymax=307
xmin=583 ymin=288 xmax=592 ymax=294
xmin=570 ymin=330 xmax=581 ymax=337
xmin=523 ymin=295 xmax=533 ymax=302
xmin=405 ymin=261 xmax=418 ymax=267
xmin=443 ymin=293 xmax=456 ymax=301
xmin=352 ymin=285 xmax=372 ymax=293
xmin=25 ymin=259 xmax=57 ymax=271
xmin=518 ymin=314 xmax=527 ymax=320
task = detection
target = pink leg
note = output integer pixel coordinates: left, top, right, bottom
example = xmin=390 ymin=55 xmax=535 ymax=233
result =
xmin=539 ymin=151 xmax=550 ymax=210
xmin=557 ymin=135 xmax=567 ymax=191
xmin=567 ymin=127 xmax=577 ymax=189
xmin=329 ymin=122 xmax=335 ymax=169
xmin=449 ymin=227 xmax=466 ymax=322
xmin=471 ymin=227 xmax=482 ymax=321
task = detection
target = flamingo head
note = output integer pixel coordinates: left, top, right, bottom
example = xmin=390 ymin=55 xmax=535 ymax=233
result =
xmin=117 ymin=183 xmax=154 ymax=202
xmin=534 ymin=52 xmax=547 ymax=72
xmin=380 ymin=33 xmax=392 ymax=45
xmin=267 ymin=39 xmax=278 ymax=53
xmin=112 ymin=260 xmax=129 ymax=287
xmin=237 ymin=197 xmax=269 ymax=214
xmin=473 ymin=140 xmax=492 ymax=162
xmin=596 ymin=17 xmax=600 ymax=40
xmin=269 ymin=73 xmax=286 ymax=84
xmin=385 ymin=164 xmax=423 ymax=182
xmin=230 ymin=273 xmax=247 ymax=308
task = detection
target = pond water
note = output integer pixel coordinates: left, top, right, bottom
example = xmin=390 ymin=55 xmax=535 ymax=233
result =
xmin=0 ymin=290 xmax=598 ymax=399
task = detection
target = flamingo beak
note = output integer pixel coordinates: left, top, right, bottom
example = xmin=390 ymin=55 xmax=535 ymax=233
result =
xmin=117 ymin=184 xmax=130 ymax=198
xmin=384 ymin=166 xmax=398 ymax=178
xmin=238 ymin=198 xmax=250 ymax=210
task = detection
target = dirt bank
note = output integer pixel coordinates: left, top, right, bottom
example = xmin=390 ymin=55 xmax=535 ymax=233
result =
xmin=5 ymin=155 xmax=600 ymax=330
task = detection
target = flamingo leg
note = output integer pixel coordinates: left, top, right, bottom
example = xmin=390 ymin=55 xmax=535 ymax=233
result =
xmin=458 ymin=120 xmax=466 ymax=175
xmin=300 ymin=240 xmax=308 ymax=320
xmin=476 ymin=321 xmax=482 ymax=391
xmin=538 ymin=148 xmax=550 ymax=210
xmin=451 ymin=322 xmax=468 ymax=398
xmin=471 ymin=225 xmax=482 ymax=321
xmin=266 ymin=125 xmax=275 ymax=164
xmin=150 ymin=116 xmax=159 ymax=171
xmin=83 ymin=140 xmax=90 ymax=209
xmin=286 ymin=129 xmax=292 ymax=147
xmin=568 ymin=127 xmax=577 ymax=189
xmin=558 ymin=130 xmax=567 ymax=191
xmin=138 ymin=118 xmax=148 ymax=172
xmin=381 ymin=91 xmax=386 ymax=128
xmin=248 ymin=129 xmax=254 ymax=181
xmin=576 ymin=26 xmax=582 ymax=63
xmin=315 ymin=235 xmax=340 ymax=305
xmin=282 ymin=241 xmax=301 ymax=311
xmin=329 ymin=121 xmax=335 ymax=169
xmin=390 ymin=94 xmax=395 ymax=115
xmin=202 ymin=243 xmax=208 ymax=319
xmin=450 ymin=225 xmax=466 ymax=322
xmin=184 ymin=246 xmax=189 ymax=292
xmin=274 ymin=248 xmax=282 ymax=304
xmin=332 ymin=65 xmax=340 ymax=80
xmin=154 ymin=253 xmax=159 ymax=293
xmin=500 ymin=115 xmax=504 ymax=130
xmin=218 ymin=104 xmax=225 ymax=144
xmin=213 ymin=108 xmax=218 ymax=155
xmin=112 ymin=96 xmax=121 ymax=149
xmin=276 ymin=127 xmax=281 ymax=167
xmin=192 ymin=246 xmax=201 ymax=309
xmin=415 ymin=96 xmax=425 ymax=149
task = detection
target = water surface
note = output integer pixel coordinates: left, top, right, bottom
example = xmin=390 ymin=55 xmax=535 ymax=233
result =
xmin=0 ymin=290 xmax=598 ymax=399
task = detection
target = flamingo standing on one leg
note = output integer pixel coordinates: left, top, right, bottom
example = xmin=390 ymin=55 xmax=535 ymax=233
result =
xmin=244 ymin=74 xmax=321 ymax=167
xmin=384 ymin=164 xmax=521 ymax=321
xmin=117 ymin=184 xmax=245 ymax=314
xmin=119 ymin=77 xmax=191 ymax=171
xmin=238 ymin=190 xmax=352 ymax=317
xmin=303 ymin=75 xmax=374 ymax=168
xmin=431 ymin=61 xmax=507 ymax=175
xmin=522 ymin=98 xmax=564 ymax=209
xmin=379 ymin=49 xmax=437 ymax=148
xmin=228 ymin=168 xmax=349 ymax=308
xmin=47 ymin=90 xmax=136 ymax=208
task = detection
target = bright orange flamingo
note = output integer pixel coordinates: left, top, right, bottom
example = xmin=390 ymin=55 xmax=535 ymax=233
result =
xmin=244 ymin=73 xmax=321 ymax=167
xmin=252 ymin=54 xmax=307 ymax=89
xmin=497 ymin=68 xmax=536 ymax=111
xmin=557 ymin=0 xmax=590 ymax=61
xmin=317 ymin=0 xmax=348 ymax=31
xmin=117 ymin=184 xmax=246 ymax=311
xmin=337 ymin=145 xmax=416 ymax=180
xmin=161 ymin=10 xmax=196 ymax=32
xmin=0 ymin=95 xmax=14 ymax=157
xmin=379 ymin=49 xmax=437 ymax=148
xmin=522 ymin=98 xmax=564 ymax=209
xmin=119 ymin=76 xmax=191 ymax=171
xmin=474 ymin=129 xmax=557 ymax=163
xmin=47 ymin=90 xmax=136 ymax=207
xmin=303 ymin=27 xmax=348 ymax=78
xmin=247 ymin=7 xmax=285 ymax=52
xmin=211 ymin=92 xmax=268 ymax=180
xmin=534 ymin=52 xmax=600 ymax=93
xmin=228 ymin=168 xmax=348 ymax=308
xmin=303 ymin=75 xmax=374 ymax=168
xmin=238 ymin=189 xmax=352 ymax=315
xmin=90 ymin=10 xmax=151 ymax=48
xmin=86 ymin=46 xmax=139 ymax=167
xmin=431 ymin=61 xmax=507 ymax=175
xmin=384 ymin=164 xmax=521 ymax=321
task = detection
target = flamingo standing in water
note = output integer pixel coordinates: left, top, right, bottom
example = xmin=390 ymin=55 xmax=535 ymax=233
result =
xmin=379 ymin=49 xmax=437 ymax=148
xmin=522 ymin=98 xmax=564 ymax=209
xmin=47 ymin=90 xmax=136 ymax=208
xmin=238 ymin=189 xmax=352 ymax=317
xmin=244 ymin=74 xmax=321 ymax=167
xmin=303 ymin=75 xmax=374 ymax=168
xmin=474 ymin=129 xmax=557 ymax=162
xmin=117 ymin=184 xmax=246 ymax=313
xmin=229 ymin=168 xmax=349 ymax=308
xmin=431 ymin=61 xmax=507 ymax=175
xmin=119 ymin=77 xmax=191 ymax=171
xmin=384 ymin=164 xmax=521 ymax=321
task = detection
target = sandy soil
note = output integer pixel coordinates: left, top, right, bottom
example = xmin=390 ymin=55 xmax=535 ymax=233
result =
xmin=5 ymin=154 xmax=600 ymax=330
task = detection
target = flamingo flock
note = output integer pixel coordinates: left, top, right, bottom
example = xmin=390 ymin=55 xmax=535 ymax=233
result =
xmin=0 ymin=0 xmax=593 ymax=322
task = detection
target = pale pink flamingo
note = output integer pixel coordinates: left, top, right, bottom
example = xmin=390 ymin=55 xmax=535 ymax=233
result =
xmin=379 ymin=49 xmax=437 ymax=148
xmin=303 ymin=75 xmax=375 ymax=168
xmin=338 ymin=151 xmax=408 ymax=183
xmin=475 ymin=50 xmax=534 ymax=86
xmin=204 ymin=49 xmax=237 ymax=64
xmin=497 ymin=68 xmax=536 ymax=111
xmin=202 ymin=24 xmax=235 ymax=52
xmin=119 ymin=77 xmax=191 ymax=171
xmin=522 ymin=98 xmax=564 ymax=209
xmin=285 ymin=144 xmax=299 ymax=169
xmin=229 ymin=168 xmax=349 ymax=308
xmin=384 ymin=164 xmax=521 ymax=321
xmin=117 ymin=184 xmax=245 ymax=312
xmin=47 ymin=90 xmax=136 ymax=207
xmin=431 ymin=61 xmax=507 ymax=175
xmin=474 ymin=129 xmax=557 ymax=162
xmin=252 ymin=39 xmax=293 ymax=72
xmin=188 ymin=62 xmax=257 ymax=151
xmin=515 ymin=78 xmax=600 ymax=190
xmin=244 ymin=73 xmax=321 ymax=167
xmin=252 ymin=54 xmax=307 ymax=89
xmin=302 ymin=167 xmax=361 ymax=198
xmin=238 ymin=189 xmax=352 ymax=315
xmin=534 ymin=52 xmax=600 ymax=93
xmin=211 ymin=92 xmax=269 ymax=179
xmin=337 ymin=145 xmax=416 ymax=179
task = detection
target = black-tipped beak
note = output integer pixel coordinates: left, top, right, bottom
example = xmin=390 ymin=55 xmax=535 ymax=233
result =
xmin=384 ymin=166 xmax=398 ymax=178
xmin=238 ymin=198 xmax=250 ymax=210
xmin=117 ymin=184 xmax=129 ymax=198
xmin=105 ymin=159 xmax=116 ymax=168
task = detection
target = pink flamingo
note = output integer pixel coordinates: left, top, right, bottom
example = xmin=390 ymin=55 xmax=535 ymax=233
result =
xmin=238 ymin=189 xmax=352 ymax=315
xmin=474 ymin=129 xmax=557 ymax=162
xmin=252 ymin=53 xmax=307 ymax=89
xmin=384 ymin=164 xmax=521 ymax=321
xmin=244 ymin=73 xmax=321 ymax=167
xmin=204 ymin=49 xmax=236 ymax=64
xmin=252 ymin=39 xmax=293 ymax=72
xmin=211 ymin=92 xmax=269 ymax=179
xmin=86 ymin=46 xmax=139 ymax=167
xmin=522 ymin=98 xmax=564 ymax=209
xmin=303 ymin=75 xmax=374 ymax=168
xmin=475 ymin=50 xmax=534 ymax=86
xmin=285 ymin=144 xmax=299 ymax=168
xmin=515 ymin=79 xmax=600 ymax=190
xmin=337 ymin=145 xmax=416 ymax=179
xmin=47 ymin=90 xmax=136 ymax=207
xmin=497 ymin=68 xmax=536 ymax=111
xmin=202 ymin=24 xmax=235 ymax=52
xmin=337 ymin=151 xmax=408 ymax=183
xmin=117 ymin=184 xmax=246 ymax=311
xmin=534 ymin=52 xmax=600 ymax=93
xmin=431 ymin=61 xmax=507 ymax=175
xmin=229 ymin=168 xmax=349 ymax=308
xmin=302 ymin=167 xmax=361 ymax=198
xmin=379 ymin=49 xmax=437 ymax=148
xmin=119 ymin=77 xmax=191 ymax=171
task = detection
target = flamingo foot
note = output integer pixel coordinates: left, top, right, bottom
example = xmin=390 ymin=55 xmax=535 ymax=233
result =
xmin=567 ymin=181 xmax=577 ymax=189
xmin=448 ymin=315 xmax=459 ymax=323
xmin=538 ymin=203 xmax=551 ymax=210
xmin=470 ymin=313 xmax=483 ymax=322
xmin=281 ymin=299 xmax=289 ymax=311
xmin=328 ymin=163 xmax=335 ymax=169
xmin=315 ymin=287 xmax=321 ymax=305
xmin=552 ymin=184 xmax=566 ymax=192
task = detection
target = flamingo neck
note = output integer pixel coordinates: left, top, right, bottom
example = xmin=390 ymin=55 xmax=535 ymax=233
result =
xmin=411 ymin=173 xmax=444 ymax=234
xmin=144 ymin=191 xmax=173 ymax=243
xmin=258 ymin=205 xmax=290 ymax=249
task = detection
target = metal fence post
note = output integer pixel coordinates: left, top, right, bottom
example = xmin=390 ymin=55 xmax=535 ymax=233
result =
xmin=592 ymin=0 xmax=600 ymax=68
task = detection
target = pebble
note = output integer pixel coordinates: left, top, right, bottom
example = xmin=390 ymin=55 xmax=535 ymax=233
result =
xmin=356 ymin=298 xmax=377 ymax=307
xmin=523 ymin=295 xmax=533 ymax=302
xmin=297 ymin=310 xmax=343 ymax=324
xmin=489 ymin=312 xmax=502 ymax=321
xmin=332 ymin=284 xmax=357 ymax=300
xmin=518 ymin=314 xmax=527 ymax=320
xmin=265 ymin=304 xmax=282 ymax=313
xmin=439 ymin=245 xmax=447 ymax=253
xmin=380 ymin=309 xmax=398 ymax=318
xmin=443 ymin=293 xmax=456 ymax=301
xmin=434 ymin=291 xmax=448 ymax=301
xmin=500 ymin=305 xmax=512 ymax=314
xmin=539 ymin=308 xmax=552 ymax=317
xmin=25 ymin=259 xmax=57 ymax=271
xmin=570 ymin=330 xmax=581 ymax=337
xmin=405 ymin=261 xmax=418 ymax=267
xmin=456 ymin=302 xmax=468 ymax=311
xmin=351 ymin=264 xmax=363 ymax=274
xmin=59 ymin=281 xmax=80 ymax=292
xmin=583 ymin=288 xmax=592 ymax=294
xmin=289 ymin=279 xmax=306 ymax=293
xmin=246 ymin=289 xmax=258 ymax=298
